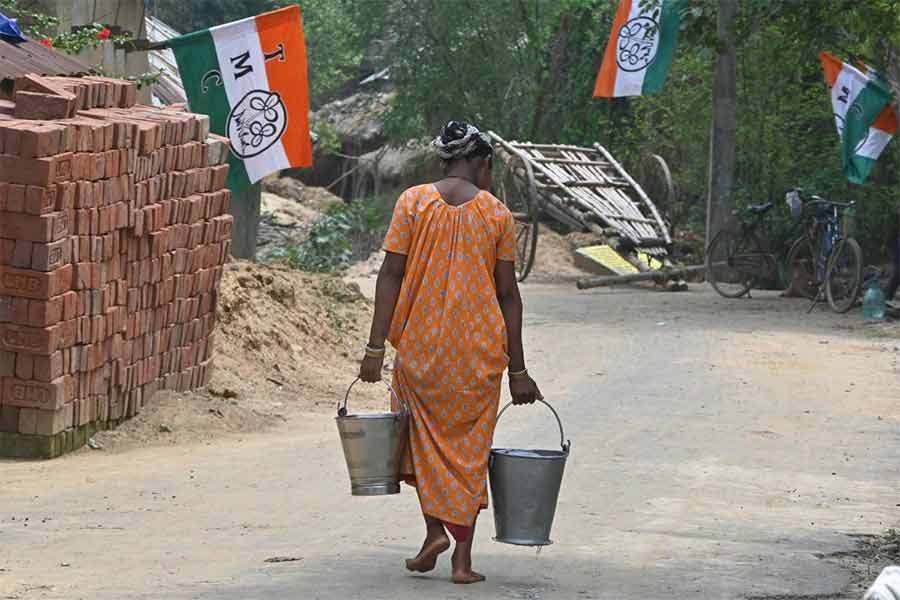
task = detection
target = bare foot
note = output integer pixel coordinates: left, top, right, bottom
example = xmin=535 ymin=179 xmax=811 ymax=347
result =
xmin=405 ymin=533 xmax=451 ymax=573
xmin=452 ymin=569 xmax=486 ymax=584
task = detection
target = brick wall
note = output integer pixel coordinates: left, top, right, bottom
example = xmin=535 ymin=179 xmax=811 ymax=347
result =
xmin=0 ymin=74 xmax=233 ymax=458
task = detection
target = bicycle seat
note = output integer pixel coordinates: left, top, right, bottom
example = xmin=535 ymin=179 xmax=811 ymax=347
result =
xmin=749 ymin=202 xmax=774 ymax=214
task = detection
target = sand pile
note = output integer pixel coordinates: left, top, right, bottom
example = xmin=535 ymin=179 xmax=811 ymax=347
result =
xmin=94 ymin=261 xmax=390 ymax=450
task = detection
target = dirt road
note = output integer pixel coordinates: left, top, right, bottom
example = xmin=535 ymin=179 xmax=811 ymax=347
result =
xmin=1 ymin=285 xmax=897 ymax=599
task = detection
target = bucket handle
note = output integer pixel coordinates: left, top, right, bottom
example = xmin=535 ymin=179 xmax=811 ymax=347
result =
xmin=338 ymin=377 xmax=407 ymax=417
xmin=496 ymin=399 xmax=571 ymax=453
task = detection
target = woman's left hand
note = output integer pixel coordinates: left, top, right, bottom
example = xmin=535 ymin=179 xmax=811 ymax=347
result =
xmin=510 ymin=376 xmax=543 ymax=405
xmin=359 ymin=354 xmax=385 ymax=383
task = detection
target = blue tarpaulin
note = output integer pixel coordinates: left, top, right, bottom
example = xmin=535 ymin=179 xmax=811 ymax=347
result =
xmin=0 ymin=12 xmax=27 ymax=44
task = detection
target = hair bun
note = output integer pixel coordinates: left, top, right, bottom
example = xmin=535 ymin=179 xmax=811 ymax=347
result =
xmin=432 ymin=121 xmax=493 ymax=161
xmin=441 ymin=121 xmax=470 ymax=144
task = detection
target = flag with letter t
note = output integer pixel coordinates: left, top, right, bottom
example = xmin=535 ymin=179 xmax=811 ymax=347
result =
xmin=170 ymin=5 xmax=313 ymax=192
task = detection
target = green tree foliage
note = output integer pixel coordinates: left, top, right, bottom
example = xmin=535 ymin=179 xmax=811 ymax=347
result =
xmin=371 ymin=0 xmax=898 ymax=257
xmin=151 ymin=0 xmax=897 ymax=258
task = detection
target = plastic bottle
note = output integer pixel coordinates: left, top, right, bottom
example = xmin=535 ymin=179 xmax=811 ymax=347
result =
xmin=862 ymin=275 xmax=886 ymax=321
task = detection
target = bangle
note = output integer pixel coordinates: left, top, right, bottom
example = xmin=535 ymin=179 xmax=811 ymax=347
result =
xmin=365 ymin=344 xmax=386 ymax=358
xmin=508 ymin=368 xmax=528 ymax=379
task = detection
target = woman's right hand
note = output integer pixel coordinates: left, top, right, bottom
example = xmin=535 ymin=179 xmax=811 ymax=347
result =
xmin=359 ymin=354 xmax=385 ymax=383
xmin=510 ymin=375 xmax=543 ymax=405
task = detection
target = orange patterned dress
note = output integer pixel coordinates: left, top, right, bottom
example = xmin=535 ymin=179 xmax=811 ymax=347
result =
xmin=384 ymin=183 xmax=516 ymax=529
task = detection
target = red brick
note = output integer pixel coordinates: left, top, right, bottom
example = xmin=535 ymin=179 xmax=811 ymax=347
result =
xmin=18 ymin=123 xmax=64 ymax=158
xmin=61 ymin=291 xmax=78 ymax=321
xmin=0 ymin=404 xmax=19 ymax=432
xmin=0 ymin=264 xmax=72 ymax=299
xmin=33 ymin=351 xmax=63 ymax=382
xmin=10 ymin=295 xmax=27 ymax=323
xmin=0 ymin=349 xmax=13 ymax=375
xmin=27 ymin=295 xmax=63 ymax=326
xmin=24 ymin=185 xmax=57 ymax=215
xmin=0 ymin=323 xmax=59 ymax=355
xmin=2 ymin=375 xmax=74 ymax=410
xmin=0 ymin=210 xmax=69 ymax=242
xmin=7 ymin=183 xmax=24 ymax=212
xmin=17 ymin=407 xmax=37 ymax=434
xmin=74 ymin=181 xmax=93 ymax=209
xmin=0 ymin=239 xmax=14 ymax=267
xmin=14 ymin=91 xmax=75 ymax=120
xmin=122 ymin=81 xmax=137 ymax=108
xmin=106 ymin=149 xmax=121 ymax=177
xmin=35 ymin=403 xmax=72 ymax=435
xmin=15 ymin=352 xmax=34 ymax=379
xmin=56 ymin=182 xmax=75 ymax=211
xmin=104 ymin=176 xmax=124 ymax=205
xmin=85 ymin=152 xmax=106 ymax=181
xmin=11 ymin=239 xmax=32 ymax=268
xmin=13 ymin=74 xmax=74 ymax=99
xmin=73 ymin=262 xmax=93 ymax=290
xmin=210 ymin=165 xmax=229 ymax=191
xmin=0 ymin=153 xmax=75 ymax=186
xmin=30 ymin=238 xmax=70 ymax=272
xmin=4 ymin=127 xmax=19 ymax=156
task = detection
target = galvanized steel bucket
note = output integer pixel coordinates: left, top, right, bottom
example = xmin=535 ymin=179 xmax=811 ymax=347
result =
xmin=336 ymin=378 xmax=408 ymax=496
xmin=490 ymin=399 xmax=570 ymax=546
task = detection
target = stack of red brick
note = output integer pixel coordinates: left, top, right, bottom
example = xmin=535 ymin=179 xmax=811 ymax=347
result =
xmin=0 ymin=74 xmax=233 ymax=454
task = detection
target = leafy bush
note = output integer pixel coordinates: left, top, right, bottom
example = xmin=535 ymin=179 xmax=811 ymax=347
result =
xmin=264 ymin=196 xmax=390 ymax=273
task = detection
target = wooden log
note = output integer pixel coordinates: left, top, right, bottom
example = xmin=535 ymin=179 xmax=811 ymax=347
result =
xmin=577 ymin=265 xmax=707 ymax=289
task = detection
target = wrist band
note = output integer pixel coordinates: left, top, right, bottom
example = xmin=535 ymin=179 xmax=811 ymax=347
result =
xmin=508 ymin=368 xmax=528 ymax=378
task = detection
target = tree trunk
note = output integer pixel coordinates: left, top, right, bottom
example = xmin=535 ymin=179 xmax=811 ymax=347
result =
xmin=229 ymin=183 xmax=262 ymax=260
xmin=705 ymin=0 xmax=739 ymax=248
xmin=530 ymin=14 xmax=571 ymax=141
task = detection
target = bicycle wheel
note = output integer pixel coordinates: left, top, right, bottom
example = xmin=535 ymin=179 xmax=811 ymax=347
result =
xmin=706 ymin=229 xmax=763 ymax=298
xmin=785 ymin=236 xmax=818 ymax=299
xmin=825 ymin=237 xmax=863 ymax=313
xmin=495 ymin=160 xmax=539 ymax=282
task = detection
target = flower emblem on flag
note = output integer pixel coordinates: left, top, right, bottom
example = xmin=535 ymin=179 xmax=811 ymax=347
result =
xmin=227 ymin=90 xmax=288 ymax=159
xmin=616 ymin=14 xmax=661 ymax=72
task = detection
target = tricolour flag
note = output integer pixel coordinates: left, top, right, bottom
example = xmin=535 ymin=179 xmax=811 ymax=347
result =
xmin=820 ymin=51 xmax=897 ymax=184
xmin=170 ymin=5 xmax=313 ymax=193
xmin=593 ymin=0 xmax=684 ymax=98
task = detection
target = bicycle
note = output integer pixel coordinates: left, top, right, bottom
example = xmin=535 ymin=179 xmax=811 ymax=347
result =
xmin=783 ymin=189 xmax=863 ymax=313
xmin=706 ymin=198 xmax=803 ymax=299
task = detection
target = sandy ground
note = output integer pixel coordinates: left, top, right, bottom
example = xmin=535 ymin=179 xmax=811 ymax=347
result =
xmin=1 ymin=281 xmax=898 ymax=599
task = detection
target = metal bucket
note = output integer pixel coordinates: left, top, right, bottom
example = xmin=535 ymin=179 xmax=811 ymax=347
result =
xmin=490 ymin=399 xmax=570 ymax=546
xmin=335 ymin=378 xmax=408 ymax=496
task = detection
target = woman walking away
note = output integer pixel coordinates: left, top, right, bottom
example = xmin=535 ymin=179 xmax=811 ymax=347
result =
xmin=360 ymin=121 xmax=542 ymax=584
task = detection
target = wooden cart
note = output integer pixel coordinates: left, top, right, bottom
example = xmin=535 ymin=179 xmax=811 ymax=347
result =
xmin=490 ymin=131 xmax=691 ymax=288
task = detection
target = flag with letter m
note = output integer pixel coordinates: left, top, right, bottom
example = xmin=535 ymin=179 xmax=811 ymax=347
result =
xmin=170 ymin=5 xmax=313 ymax=192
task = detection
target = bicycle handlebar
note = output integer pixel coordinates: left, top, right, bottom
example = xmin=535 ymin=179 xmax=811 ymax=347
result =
xmin=787 ymin=188 xmax=854 ymax=209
